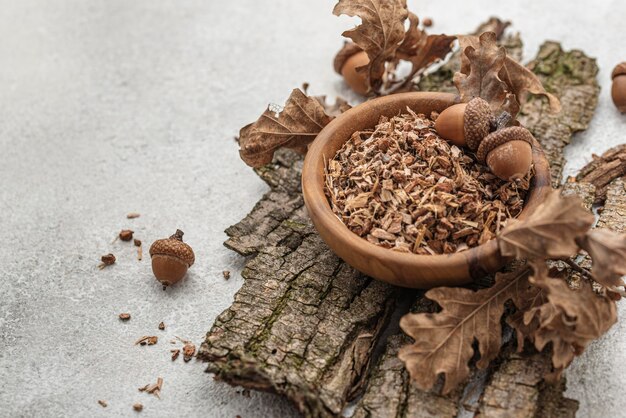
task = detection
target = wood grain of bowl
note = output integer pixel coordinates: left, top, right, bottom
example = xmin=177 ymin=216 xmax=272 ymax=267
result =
xmin=302 ymin=92 xmax=552 ymax=289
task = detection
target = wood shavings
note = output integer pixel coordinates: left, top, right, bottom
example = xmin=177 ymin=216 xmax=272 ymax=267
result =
xmin=135 ymin=336 xmax=158 ymax=346
xmin=138 ymin=377 xmax=163 ymax=399
xmin=325 ymin=109 xmax=530 ymax=254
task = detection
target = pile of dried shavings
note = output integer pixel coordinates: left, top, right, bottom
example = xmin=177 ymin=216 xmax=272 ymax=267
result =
xmin=324 ymin=108 xmax=531 ymax=255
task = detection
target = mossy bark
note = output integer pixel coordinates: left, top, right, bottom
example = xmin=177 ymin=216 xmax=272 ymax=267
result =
xmin=200 ymin=27 xmax=607 ymax=418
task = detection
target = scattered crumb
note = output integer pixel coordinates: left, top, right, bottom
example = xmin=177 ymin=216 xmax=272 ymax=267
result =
xmin=158 ymin=322 xmax=165 ymax=331
xmin=223 ymin=270 xmax=231 ymax=280
xmin=139 ymin=377 xmax=163 ymax=399
xmin=127 ymin=212 xmax=141 ymax=219
xmin=422 ymin=17 xmax=433 ymax=27
xmin=171 ymin=349 xmax=180 ymax=361
xmin=119 ymin=313 xmax=131 ymax=321
xmin=241 ymin=389 xmax=251 ymax=398
xmin=182 ymin=343 xmax=196 ymax=362
xmin=119 ymin=229 xmax=134 ymax=241
xmin=98 ymin=400 xmax=108 ymax=408
xmin=135 ymin=336 xmax=158 ymax=346
xmin=99 ymin=253 xmax=116 ymax=269
xmin=134 ymin=239 xmax=142 ymax=247
xmin=137 ymin=245 xmax=143 ymax=261
xmin=133 ymin=403 xmax=143 ymax=412
xmin=170 ymin=340 xmax=177 ymax=344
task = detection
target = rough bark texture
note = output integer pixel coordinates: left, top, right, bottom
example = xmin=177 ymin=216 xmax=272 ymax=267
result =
xmin=577 ymin=144 xmax=626 ymax=204
xmin=199 ymin=149 xmax=397 ymax=417
xmin=518 ymin=42 xmax=600 ymax=187
xmin=201 ymin=26 xmax=604 ymax=418
xmin=597 ymin=178 xmax=626 ymax=232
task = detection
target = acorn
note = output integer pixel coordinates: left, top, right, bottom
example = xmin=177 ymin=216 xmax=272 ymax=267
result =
xmin=611 ymin=62 xmax=626 ymax=113
xmin=149 ymin=229 xmax=195 ymax=287
xmin=333 ymin=42 xmax=369 ymax=95
xmin=434 ymin=97 xmax=493 ymax=149
xmin=476 ymin=126 xmax=534 ymax=180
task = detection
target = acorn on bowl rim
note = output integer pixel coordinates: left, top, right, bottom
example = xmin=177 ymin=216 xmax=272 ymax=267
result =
xmin=301 ymin=92 xmax=552 ymax=289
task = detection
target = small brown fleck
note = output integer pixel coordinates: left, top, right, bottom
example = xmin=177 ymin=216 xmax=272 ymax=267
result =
xmin=241 ymin=389 xmax=251 ymax=398
xmin=223 ymin=270 xmax=231 ymax=280
xmin=138 ymin=377 xmax=163 ymax=399
xmin=119 ymin=313 xmax=131 ymax=321
xmin=158 ymin=322 xmax=165 ymax=331
xmin=134 ymin=239 xmax=142 ymax=247
xmin=171 ymin=349 xmax=180 ymax=361
xmin=133 ymin=403 xmax=143 ymax=412
xmin=135 ymin=336 xmax=158 ymax=346
xmin=99 ymin=253 xmax=116 ymax=269
xmin=422 ymin=17 xmax=433 ymax=27
xmin=98 ymin=400 xmax=108 ymax=408
xmin=182 ymin=342 xmax=196 ymax=362
xmin=119 ymin=229 xmax=134 ymax=241
xmin=127 ymin=212 xmax=141 ymax=219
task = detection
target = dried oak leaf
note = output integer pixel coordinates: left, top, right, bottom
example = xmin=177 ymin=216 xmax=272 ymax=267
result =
xmin=398 ymin=267 xmax=534 ymax=394
xmin=577 ymin=229 xmax=626 ymax=289
xmin=524 ymin=266 xmax=617 ymax=381
xmin=497 ymin=189 xmax=594 ymax=260
xmin=506 ymin=262 xmax=573 ymax=350
xmin=333 ymin=0 xmax=408 ymax=92
xmin=396 ymin=13 xmax=455 ymax=88
xmin=238 ymin=89 xmax=333 ymax=167
xmin=454 ymin=32 xmax=508 ymax=113
xmin=456 ymin=32 xmax=561 ymax=117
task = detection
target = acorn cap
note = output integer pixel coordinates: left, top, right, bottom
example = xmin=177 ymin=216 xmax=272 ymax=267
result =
xmin=476 ymin=126 xmax=534 ymax=162
xmin=612 ymin=62 xmax=626 ymax=80
xmin=149 ymin=229 xmax=195 ymax=267
xmin=464 ymin=98 xmax=493 ymax=151
xmin=333 ymin=42 xmax=364 ymax=74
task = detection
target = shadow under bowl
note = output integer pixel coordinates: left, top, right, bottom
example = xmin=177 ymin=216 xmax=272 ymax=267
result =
xmin=302 ymin=92 xmax=551 ymax=289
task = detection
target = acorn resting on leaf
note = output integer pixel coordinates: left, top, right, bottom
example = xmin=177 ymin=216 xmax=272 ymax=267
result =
xmin=149 ymin=229 xmax=195 ymax=287
xmin=434 ymin=97 xmax=493 ymax=149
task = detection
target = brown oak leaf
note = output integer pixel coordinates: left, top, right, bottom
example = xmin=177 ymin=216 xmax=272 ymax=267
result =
xmin=394 ymin=13 xmax=455 ymax=91
xmin=497 ymin=189 xmax=594 ymax=259
xmin=333 ymin=0 xmax=408 ymax=92
xmin=577 ymin=229 xmax=626 ymax=289
xmin=454 ymin=32 xmax=509 ymax=113
xmin=398 ymin=267 xmax=534 ymax=394
xmin=524 ymin=267 xmax=617 ymax=381
xmin=456 ymin=32 xmax=561 ymax=117
xmin=238 ymin=89 xmax=333 ymax=167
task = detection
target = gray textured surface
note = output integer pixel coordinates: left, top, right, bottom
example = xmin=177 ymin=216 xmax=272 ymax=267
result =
xmin=0 ymin=1 xmax=625 ymax=417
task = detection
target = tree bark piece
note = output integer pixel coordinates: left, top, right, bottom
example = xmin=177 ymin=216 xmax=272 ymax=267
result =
xmin=577 ymin=144 xmax=626 ymax=204
xmin=199 ymin=149 xmax=397 ymax=417
xmin=518 ymin=42 xmax=600 ymax=187
xmin=597 ymin=178 xmax=626 ymax=232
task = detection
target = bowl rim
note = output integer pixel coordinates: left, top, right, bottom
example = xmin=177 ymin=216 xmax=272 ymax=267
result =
xmin=301 ymin=91 xmax=552 ymax=288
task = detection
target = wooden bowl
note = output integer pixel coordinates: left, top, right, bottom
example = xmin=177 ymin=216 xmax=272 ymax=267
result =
xmin=302 ymin=92 xmax=551 ymax=288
